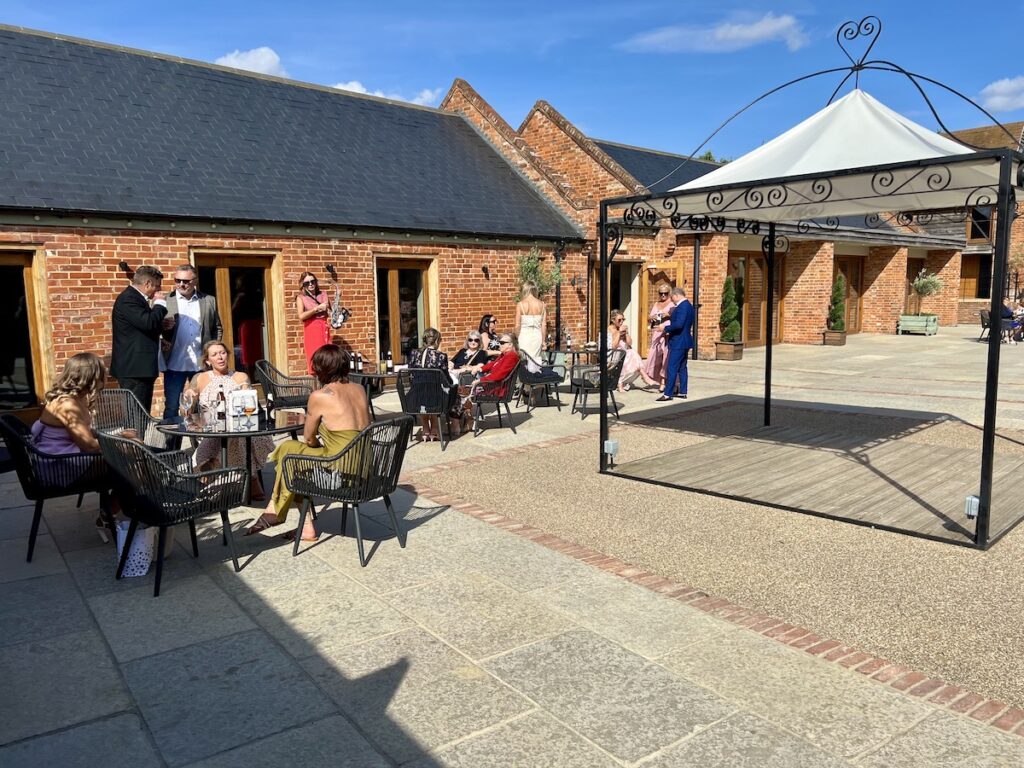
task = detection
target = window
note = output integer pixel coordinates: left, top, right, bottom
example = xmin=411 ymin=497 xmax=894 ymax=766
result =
xmin=960 ymin=254 xmax=992 ymax=300
xmin=969 ymin=207 xmax=993 ymax=242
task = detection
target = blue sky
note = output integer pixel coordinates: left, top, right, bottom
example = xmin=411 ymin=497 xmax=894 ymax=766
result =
xmin=3 ymin=1 xmax=1024 ymax=160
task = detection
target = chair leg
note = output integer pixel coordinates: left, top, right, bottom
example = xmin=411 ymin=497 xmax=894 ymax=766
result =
xmin=438 ymin=415 xmax=448 ymax=452
xmin=188 ymin=519 xmax=199 ymax=557
xmin=26 ymin=499 xmax=44 ymax=563
xmin=220 ymin=509 xmax=240 ymax=572
xmin=98 ymin=492 xmax=117 ymax=542
xmin=75 ymin=493 xmax=84 ymax=509
xmin=505 ymin=402 xmax=517 ymax=434
xmin=609 ymin=391 xmax=620 ymax=418
xmin=352 ymin=504 xmax=367 ymax=567
xmin=496 ymin=405 xmax=503 ymax=427
xmin=384 ymin=494 xmax=406 ymax=548
xmin=116 ymin=519 xmax=139 ymax=579
xmin=153 ymin=526 xmax=167 ymax=598
xmin=473 ymin=404 xmax=482 ymax=436
xmin=309 ymin=500 xmax=318 ymax=521
xmin=581 ymin=390 xmax=589 ymax=420
xmin=571 ymin=386 xmax=580 ymax=415
xmin=552 ymin=384 xmax=562 ymax=411
xmin=340 ymin=503 xmax=349 ymax=535
xmin=293 ymin=497 xmax=309 ymax=557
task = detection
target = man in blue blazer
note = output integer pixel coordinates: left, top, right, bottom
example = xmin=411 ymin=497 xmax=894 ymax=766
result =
xmin=656 ymin=286 xmax=694 ymax=401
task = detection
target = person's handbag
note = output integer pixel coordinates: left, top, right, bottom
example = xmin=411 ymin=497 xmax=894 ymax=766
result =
xmin=115 ymin=520 xmax=156 ymax=577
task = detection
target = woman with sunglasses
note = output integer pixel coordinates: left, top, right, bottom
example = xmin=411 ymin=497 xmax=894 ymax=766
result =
xmin=608 ymin=310 xmax=658 ymax=392
xmin=478 ymin=314 xmax=502 ymax=360
xmin=296 ymin=271 xmax=331 ymax=374
xmin=644 ymin=283 xmax=677 ymax=389
xmin=449 ymin=332 xmax=489 ymax=434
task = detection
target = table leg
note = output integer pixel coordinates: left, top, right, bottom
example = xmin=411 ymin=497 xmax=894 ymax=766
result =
xmin=243 ymin=437 xmax=253 ymax=506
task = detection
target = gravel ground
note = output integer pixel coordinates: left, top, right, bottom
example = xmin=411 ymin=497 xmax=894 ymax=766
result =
xmin=413 ymin=403 xmax=1024 ymax=707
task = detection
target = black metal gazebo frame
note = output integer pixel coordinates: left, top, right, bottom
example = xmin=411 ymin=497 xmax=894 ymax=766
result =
xmin=594 ymin=18 xmax=1024 ymax=550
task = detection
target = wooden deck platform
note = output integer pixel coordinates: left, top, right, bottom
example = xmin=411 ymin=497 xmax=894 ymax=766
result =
xmin=613 ymin=425 xmax=1024 ymax=545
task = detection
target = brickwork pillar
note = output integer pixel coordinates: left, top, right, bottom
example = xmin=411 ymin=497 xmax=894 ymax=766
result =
xmin=922 ymin=249 xmax=961 ymax=325
xmin=862 ymin=246 xmax=908 ymax=334
xmin=696 ymin=233 xmax=729 ymax=360
xmin=781 ymin=240 xmax=833 ymax=344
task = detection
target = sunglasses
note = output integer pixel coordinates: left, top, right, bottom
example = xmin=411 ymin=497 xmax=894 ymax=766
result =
xmin=302 ymin=279 xmax=318 ymax=286
xmin=175 ymin=278 xmax=194 ymax=284
xmin=499 ymin=339 xmax=512 ymax=345
xmin=658 ymin=292 xmax=669 ymax=296
xmin=467 ymin=337 xmax=480 ymax=343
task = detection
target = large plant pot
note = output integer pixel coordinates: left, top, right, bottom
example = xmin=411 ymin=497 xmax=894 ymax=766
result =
xmin=822 ymin=330 xmax=847 ymax=346
xmin=716 ymin=341 xmax=744 ymax=361
xmin=897 ymin=314 xmax=938 ymax=336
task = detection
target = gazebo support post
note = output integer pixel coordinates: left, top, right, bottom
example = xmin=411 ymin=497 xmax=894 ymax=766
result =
xmin=976 ymin=151 xmax=1013 ymax=547
xmin=599 ymin=203 xmax=610 ymax=473
xmin=763 ymin=224 xmax=776 ymax=427
xmin=692 ymin=234 xmax=701 ymax=359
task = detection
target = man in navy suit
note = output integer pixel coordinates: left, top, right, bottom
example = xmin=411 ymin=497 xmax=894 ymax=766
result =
xmin=110 ymin=265 xmax=170 ymax=413
xmin=656 ymin=286 xmax=694 ymax=401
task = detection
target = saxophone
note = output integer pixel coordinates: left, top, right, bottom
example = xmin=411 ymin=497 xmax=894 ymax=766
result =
xmin=328 ymin=271 xmax=352 ymax=328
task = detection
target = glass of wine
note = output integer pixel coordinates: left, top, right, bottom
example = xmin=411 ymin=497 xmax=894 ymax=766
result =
xmin=179 ymin=390 xmax=195 ymax=420
xmin=243 ymin=401 xmax=257 ymax=429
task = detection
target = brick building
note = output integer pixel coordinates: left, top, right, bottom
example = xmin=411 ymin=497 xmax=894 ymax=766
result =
xmin=0 ymin=26 xmax=584 ymax=417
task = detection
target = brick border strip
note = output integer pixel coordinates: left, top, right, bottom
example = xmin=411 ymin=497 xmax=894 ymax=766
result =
xmin=403 ymin=478 xmax=1024 ymax=738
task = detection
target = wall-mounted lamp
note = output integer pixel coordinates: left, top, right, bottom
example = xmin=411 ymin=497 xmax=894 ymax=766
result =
xmin=325 ymin=264 xmax=337 ymax=279
xmin=569 ymin=272 xmax=581 ymax=288
xmin=646 ymin=262 xmax=659 ymax=272
xmin=481 ymin=265 xmax=490 ymax=279
xmin=118 ymin=261 xmax=134 ymax=280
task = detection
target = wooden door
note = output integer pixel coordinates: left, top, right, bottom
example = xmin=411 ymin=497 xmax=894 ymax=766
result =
xmin=376 ymin=259 xmax=432 ymax=363
xmin=0 ymin=251 xmax=42 ymax=418
xmin=731 ymin=252 xmax=783 ymax=347
xmin=836 ymin=257 xmax=864 ymax=333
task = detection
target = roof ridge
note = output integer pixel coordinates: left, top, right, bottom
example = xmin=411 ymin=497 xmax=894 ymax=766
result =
xmin=0 ymin=23 xmax=451 ymax=116
xmin=592 ymin=137 xmax=724 ymax=166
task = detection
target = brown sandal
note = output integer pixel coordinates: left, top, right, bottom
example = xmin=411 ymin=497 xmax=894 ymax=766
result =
xmin=245 ymin=513 xmax=282 ymax=536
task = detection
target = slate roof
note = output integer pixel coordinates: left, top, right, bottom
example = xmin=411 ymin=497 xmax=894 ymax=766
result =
xmin=0 ymin=27 xmax=581 ymax=240
xmin=591 ymin=139 xmax=719 ymax=194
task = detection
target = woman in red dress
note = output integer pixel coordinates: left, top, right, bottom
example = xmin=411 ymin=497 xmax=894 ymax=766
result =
xmin=296 ymin=271 xmax=331 ymax=374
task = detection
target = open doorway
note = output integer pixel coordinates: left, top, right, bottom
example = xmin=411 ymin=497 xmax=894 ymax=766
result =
xmin=609 ymin=263 xmax=640 ymax=342
xmin=0 ymin=252 xmax=39 ymax=415
xmin=376 ymin=259 xmax=432 ymax=363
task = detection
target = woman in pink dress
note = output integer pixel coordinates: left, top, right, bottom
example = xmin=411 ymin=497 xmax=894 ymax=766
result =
xmin=607 ymin=310 xmax=658 ymax=392
xmin=644 ymin=284 xmax=676 ymax=388
xmin=296 ymin=272 xmax=331 ymax=374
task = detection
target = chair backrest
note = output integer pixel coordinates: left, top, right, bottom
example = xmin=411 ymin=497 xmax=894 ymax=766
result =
xmin=96 ymin=431 xmax=179 ymax=524
xmin=0 ymin=413 xmax=108 ymax=497
xmin=396 ymin=368 xmax=451 ymax=416
xmin=356 ymin=415 xmax=415 ymax=501
xmin=604 ymin=349 xmax=627 ymax=387
xmin=253 ymin=359 xmax=278 ymax=390
xmin=980 ymin=309 xmax=991 ymax=328
xmin=96 ymin=389 xmax=167 ymax=448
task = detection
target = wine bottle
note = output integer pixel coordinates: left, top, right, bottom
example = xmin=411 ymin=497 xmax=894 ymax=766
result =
xmin=356 ymin=352 xmax=364 ymax=373
xmin=385 ymin=350 xmax=394 ymax=373
xmin=216 ymin=387 xmax=226 ymax=432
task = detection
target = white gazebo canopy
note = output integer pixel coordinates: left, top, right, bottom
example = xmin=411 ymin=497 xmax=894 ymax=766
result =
xmin=627 ymin=89 xmax=1019 ymax=224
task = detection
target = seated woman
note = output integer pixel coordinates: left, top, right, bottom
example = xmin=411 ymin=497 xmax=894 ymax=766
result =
xmin=32 ymin=352 xmax=131 ymax=540
xmin=186 ymin=340 xmax=274 ymax=500
xmin=608 ymin=310 xmax=658 ymax=392
xmin=246 ymin=344 xmax=370 ymax=541
xmin=450 ymin=330 xmax=489 ymax=381
xmin=407 ymin=328 xmax=458 ymax=441
xmin=479 ymin=313 xmax=502 ymax=361
xmin=464 ymin=332 xmax=521 ymax=416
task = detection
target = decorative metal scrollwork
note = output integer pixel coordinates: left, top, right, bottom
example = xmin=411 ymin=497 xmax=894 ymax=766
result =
xmin=895 ymin=211 xmax=914 ymax=227
xmin=795 ymin=217 xmax=841 ymax=234
xmin=761 ymin=233 xmax=790 ymax=257
xmin=604 ymin=223 xmax=624 ymax=263
xmin=966 ymin=186 xmax=998 ymax=209
xmin=836 ymin=16 xmax=881 ymax=68
xmin=736 ymin=219 xmax=761 ymax=235
xmin=623 ymin=203 xmax=656 ymax=228
xmin=745 ymin=185 xmax=788 ymax=210
xmin=808 ymin=178 xmax=833 ymax=202
xmin=864 ymin=213 xmax=883 ymax=228
xmin=870 ymin=170 xmax=895 ymax=196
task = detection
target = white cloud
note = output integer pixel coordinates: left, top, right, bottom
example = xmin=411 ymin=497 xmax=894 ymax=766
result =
xmin=620 ymin=12 xmax=808 ymax=54
xmin=332 ymin=81 xmax=442 ymax=107
xmin=981 ymin=76 xmax=1024 ymax=112
xmin=215 ymin=47 xmax=288 ymax=77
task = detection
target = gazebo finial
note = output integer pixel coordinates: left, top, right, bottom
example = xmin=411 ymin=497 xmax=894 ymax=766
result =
xmin=836 ymin=16 xmax=882 ymax=84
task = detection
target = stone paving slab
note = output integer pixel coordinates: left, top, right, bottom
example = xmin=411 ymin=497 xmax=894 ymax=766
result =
xmin=183 ymin=715 xmax=390 ymax=768
xmin=0 ymin=629 xmax=132 ymax=744
xmin=0 ymin=504 xmax=33 ymax=540
xmin=484 ymin=629 xmax=736 ymax=763
xmin=64 ymin=539 xmax=203 ymax=597
xmin=232 ymin=571 xmax=414 ymax=659
xmin=0 ymin=572 xmax=92 ymax=648
xmin=384 ymin=571 xmax=573 ymax=660
xmin=0 ymin=714 xmax=162 ymax=768
xmin=0 ymin=534 xmax=64 ymax=583
xmin=122 ymin=629 xmax=335 ymax=767
xmin=854 ymin=710 xmax=1024 ymax=766
xmin=88 ymin=573 xmax=256 ymax=662
xmin=659 ymin=629 xmax=934 ymax=759
xmin=406 ymin=711 xmax=621 ymax=768
xmin=302 ymin=627 xmax=532 ymax=764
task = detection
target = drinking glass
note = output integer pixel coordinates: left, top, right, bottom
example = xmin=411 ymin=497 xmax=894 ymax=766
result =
xmin=243 ymin=402 xmax=257 ymax=430
xmin=179 ymin=390 xmax=195 ymax=419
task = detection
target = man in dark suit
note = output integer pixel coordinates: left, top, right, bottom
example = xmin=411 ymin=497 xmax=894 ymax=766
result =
xmin=656 ymin=286 xmax=695 ymax=401
xmin=160 ymin=264 xmax=222 ymax=419
xmin=110 ymin=265 xmax=170 ymax=413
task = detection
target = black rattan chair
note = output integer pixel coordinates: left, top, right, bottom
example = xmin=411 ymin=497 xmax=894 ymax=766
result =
xmin=95 ymin=388 xmax=170 ymax=449
xmin=517 ymin=354 xmax=566 ymax=412
xmin=395 ymin=368 xmax=457 ymax=450
xmin=570 ymin=349 xmax=626 ymax=420
xmin=471 ymin=359 xmax=522 ymax=436
xmin=97 ymin=431 xmax=245 ymax=597
xmin=254 ymin=360 xmax=315 ymax=411
xmin=978 ymin=310 xmax=991 ymax=341
xmin=0 ymin=414 xmax=114 ymax=562
xmin=280 ymin=415 xmax=414 ymax=566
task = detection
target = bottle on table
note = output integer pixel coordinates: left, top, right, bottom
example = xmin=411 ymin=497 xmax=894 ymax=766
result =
xmin=566 ymin=332 xmax=573 ymax=352
xmin=216 ymin=387 xmax=226 ymax=432
xmin=356 ymin=352 xmax=364 ymax=373
xmin=385 ymin=350 xmax=394 ymax=373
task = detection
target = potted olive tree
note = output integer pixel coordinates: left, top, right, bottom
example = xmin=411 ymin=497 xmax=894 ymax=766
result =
xmin=716 ymin=275 xmax=743 ymax=360
xmin=898 ymin=269 xmax=942 ymax=335
xmin=823 ymin=273 xmax=847 ymax=345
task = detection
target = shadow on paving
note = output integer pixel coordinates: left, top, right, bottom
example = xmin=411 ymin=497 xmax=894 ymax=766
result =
xmin=0 ymin=472 xmax=452 ymax=767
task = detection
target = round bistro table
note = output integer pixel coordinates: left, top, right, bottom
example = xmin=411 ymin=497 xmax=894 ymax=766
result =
xmin=156 ymin=411 xmax=306 ymax=506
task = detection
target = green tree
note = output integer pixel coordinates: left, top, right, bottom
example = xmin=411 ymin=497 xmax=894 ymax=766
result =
xmin=719 ymin=276 xmax=741 ymax=343
xmin=515 ymin=246 xmax=562 ymax=297
xmin=828 ymin=273 xmax=846 ymax=331
xmin=911 ymin=268 xmax=943 ymax=315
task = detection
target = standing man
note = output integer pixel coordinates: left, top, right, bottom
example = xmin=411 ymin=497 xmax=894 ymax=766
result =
xmin=110 ymin=265 xmax=170 ymax=413
xmin=656 ymin=286 xmax=694 ymax=401
xmin=161 ymin=264 xmax=223 ymax=419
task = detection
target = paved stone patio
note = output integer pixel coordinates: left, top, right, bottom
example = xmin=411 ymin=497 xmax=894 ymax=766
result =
xmin=3 ymin=327 xmax=1024 ymax=765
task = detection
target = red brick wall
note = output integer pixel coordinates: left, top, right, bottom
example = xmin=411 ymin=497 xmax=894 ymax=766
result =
xmin=692 ymin=234 xmax=729 ymax=359
xmin=0 ymin=225 xmax=583 ymax=414
xmin=781 ymin=240 xmax=833 ymax=344
xmin=922 ymin=249 xmax=961 ymax=325
xmin=862 ymin=246 xmax=908 ymax=334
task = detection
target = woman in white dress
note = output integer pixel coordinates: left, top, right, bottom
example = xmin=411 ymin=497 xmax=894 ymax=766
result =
xmin=515 ymin=281 xmax=546 ymax=365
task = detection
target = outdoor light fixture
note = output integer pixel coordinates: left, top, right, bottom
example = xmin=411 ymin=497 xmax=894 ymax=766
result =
xmin=603 ymin=439 xmax=619 ymax=468
xmin=569 ymin=272 xmax=581 ymax=287
xmin=117 ymin=261 xmax=134 ymax=280
xmin=646 ymin=262 xmax=659 ymax=271
xmin=481 ymin=265 xmax=490 ymax=278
